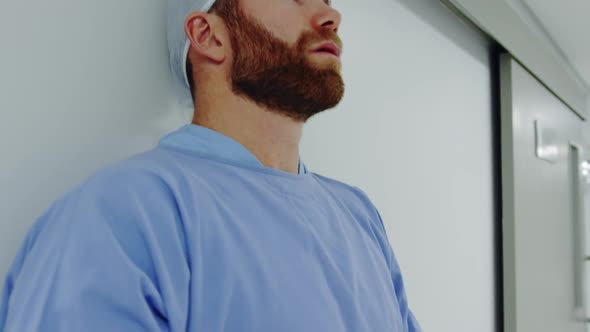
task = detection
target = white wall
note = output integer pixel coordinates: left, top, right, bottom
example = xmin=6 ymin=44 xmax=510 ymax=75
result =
xmin=0 ymin=0 xmax=496 ymax=331
xmin=0 ymin=0 xmax=192 ymax=280
xmin=301 ymin=0 xmax=496 ymax=331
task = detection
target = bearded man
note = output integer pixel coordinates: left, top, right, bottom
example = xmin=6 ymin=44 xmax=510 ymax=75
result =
xmin=0 ymin=0 xmax=421 ymax=331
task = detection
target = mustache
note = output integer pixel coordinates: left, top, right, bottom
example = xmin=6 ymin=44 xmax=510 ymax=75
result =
xmin=298 ymin=29 xmax=343 ymax=52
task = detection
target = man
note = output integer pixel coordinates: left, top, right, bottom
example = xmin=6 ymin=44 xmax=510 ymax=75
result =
xmin=0 ymin=0 xmax=421 ymax=331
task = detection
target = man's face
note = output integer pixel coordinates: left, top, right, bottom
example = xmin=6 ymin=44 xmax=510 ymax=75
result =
xmin=219 ymin=0 xmax=344 ymax=123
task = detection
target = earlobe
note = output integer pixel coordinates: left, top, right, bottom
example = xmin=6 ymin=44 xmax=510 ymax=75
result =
xmin=185 ymin=13 xmax=227 ymax=64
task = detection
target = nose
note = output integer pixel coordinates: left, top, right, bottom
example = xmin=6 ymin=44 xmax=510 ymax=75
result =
xmin=311 ymin=3 xmax=342 ymax=34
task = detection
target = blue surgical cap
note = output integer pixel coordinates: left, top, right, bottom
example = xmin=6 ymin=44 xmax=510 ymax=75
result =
xmin=167 ymin=0 xmax=218 ymax=109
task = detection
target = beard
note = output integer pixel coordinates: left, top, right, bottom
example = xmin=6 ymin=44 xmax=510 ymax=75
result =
xmin=221 ymin=6 xmax=345 ymax=123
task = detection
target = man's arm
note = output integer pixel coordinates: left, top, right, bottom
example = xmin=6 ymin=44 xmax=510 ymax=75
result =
xmin=351 ymin=186 xmax=422 ymax=332
xmin=374 ymin=208 xmax=423 ymax=332
xmin=0 ymin=167 xmax=190 ymax=331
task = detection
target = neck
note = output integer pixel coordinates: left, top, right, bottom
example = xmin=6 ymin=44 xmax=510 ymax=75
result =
xmin=192 ymin=83 xmax=304 ymax=174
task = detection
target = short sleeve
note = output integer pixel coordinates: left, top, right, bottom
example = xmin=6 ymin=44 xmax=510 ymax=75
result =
xmin=0 ymin=167 xmax=191 ymax=332
xmin=352 ymin=186 xmax=423 ymax=332
xmin=373 ymin=208 xmax=423 ymax=332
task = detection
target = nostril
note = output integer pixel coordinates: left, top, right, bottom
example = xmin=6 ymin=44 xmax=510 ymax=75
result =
xmin=321 ymin=20 xmax=338 ymax=33
xmin=322 ymin=20 xmax=334 ymax=28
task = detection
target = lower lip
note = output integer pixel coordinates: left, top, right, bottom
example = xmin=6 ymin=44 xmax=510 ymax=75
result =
xmin=312 ymin=51 xmax=341 ymax=60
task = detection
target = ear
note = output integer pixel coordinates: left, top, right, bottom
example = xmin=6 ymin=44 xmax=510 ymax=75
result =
xmin=184 ymin=12 xmax=227 ymax=64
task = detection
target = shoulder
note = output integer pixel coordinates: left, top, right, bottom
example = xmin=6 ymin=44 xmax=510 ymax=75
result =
xmin=25 ymin=147 xmax=188 ymax=254
xmin=310 ymin=172 xmax=392 ymax=252
xmin=68 ymin=146 xmax=191 ymax=207
xmin=311 ymin=173 xmax=380 ymax=217
xmin=74 ymin=147 xmax=187 ymax=227
xmin=83 ymin=147 xmax=182 ymax=189
xmin=8 ymin=148 xmax=192 ymax=286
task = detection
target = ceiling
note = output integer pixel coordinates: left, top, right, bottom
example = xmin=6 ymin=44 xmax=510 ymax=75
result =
xmin=521 ymin=0 xmax=590 ymax=91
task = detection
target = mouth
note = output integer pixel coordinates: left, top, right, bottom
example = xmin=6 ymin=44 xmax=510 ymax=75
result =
xmin=311 ymin=42 xmax=342 ymax=58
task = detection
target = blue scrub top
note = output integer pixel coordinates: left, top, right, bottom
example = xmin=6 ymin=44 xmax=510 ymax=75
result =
xmin=0 ymin=124 xmax=422 ymax=332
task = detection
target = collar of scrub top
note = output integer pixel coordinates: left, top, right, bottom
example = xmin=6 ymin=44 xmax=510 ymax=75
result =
xmin=159 ymin=124 xmax=308 ymax=175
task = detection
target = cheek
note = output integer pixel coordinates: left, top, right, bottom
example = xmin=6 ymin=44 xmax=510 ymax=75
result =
xmin=261 ymin=9 xmax=306 ymax=45
xmin=241 ymin=0 xmax=309 ymax=45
